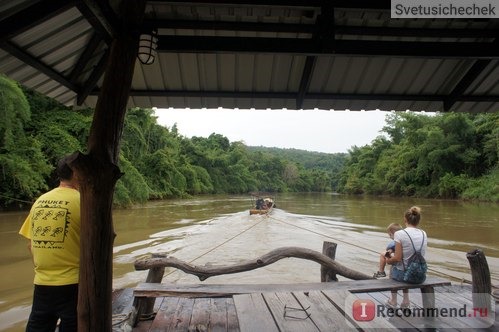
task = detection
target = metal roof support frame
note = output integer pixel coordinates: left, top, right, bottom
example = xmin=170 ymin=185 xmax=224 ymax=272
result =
xmin=1 ymin=0 xmax=498 ymax=112
xmin=296 ymin=2 xmax=334 ymax=109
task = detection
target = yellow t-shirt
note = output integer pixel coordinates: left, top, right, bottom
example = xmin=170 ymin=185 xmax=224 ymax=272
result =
xmin=19 ymin=187 xmax=81 ymax=285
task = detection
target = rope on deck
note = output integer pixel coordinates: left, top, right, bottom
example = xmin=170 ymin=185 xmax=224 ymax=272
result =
xmin=112 ymin=312 xmax=132 ymax=332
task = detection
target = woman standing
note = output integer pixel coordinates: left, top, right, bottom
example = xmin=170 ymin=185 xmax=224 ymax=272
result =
xmin=385 ymin=206 xmax=427 ymax=308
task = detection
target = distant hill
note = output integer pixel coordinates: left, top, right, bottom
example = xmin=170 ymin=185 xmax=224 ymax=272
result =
xmin=247 ymin=146 xmax=347 ymax=171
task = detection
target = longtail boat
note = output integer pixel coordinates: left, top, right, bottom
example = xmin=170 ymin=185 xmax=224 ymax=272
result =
xmin=249 ymin=193 xmax=275 ymax=215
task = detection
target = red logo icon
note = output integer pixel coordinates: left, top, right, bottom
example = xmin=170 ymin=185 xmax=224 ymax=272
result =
xmin=352 ymin=299 xmax=376 ymax=321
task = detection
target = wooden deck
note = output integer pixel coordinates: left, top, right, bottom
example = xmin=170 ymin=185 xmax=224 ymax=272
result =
xmin=112 ymin=280 xmax=498 ymax=331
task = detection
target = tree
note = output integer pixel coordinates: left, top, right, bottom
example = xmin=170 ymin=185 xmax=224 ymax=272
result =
xmin=0 ymin=75 xmax=51 ymax=206
xmin=339 ymin=112 xmax=498 ymax=201
xmin=114 ymin=155 xmax=151 ymax=205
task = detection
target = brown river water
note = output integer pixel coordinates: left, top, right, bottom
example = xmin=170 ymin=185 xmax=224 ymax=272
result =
xmin=1 ymin=193 xmax=498 ymax=331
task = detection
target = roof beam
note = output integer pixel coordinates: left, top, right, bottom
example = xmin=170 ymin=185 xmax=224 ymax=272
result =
xmin=443 ymin=60 xmax=493 ymax=111
xmin=127 ymin=90 xmax=296 ymax=99
xmin=144 ymin=19 xmax=315 ymax=34
xmin=69 ymin=32 xmax=104 ymax=82
xmin=0 ymin=41 xmax=78 ymax=91
xmin=306 ymin=93 xmax=499 ymax=102
xmin=296 ymin=2 xmax=333 ymax=109
xmin=114 ymin=89 xmax=499 ymax=103
xmin=145 ymin=19 xmax=498 ymax=39
xmin=443 ymin=39 xmax=498 ymax=111
xmin=147 ymin=0 xmax=391 ymax=10
xmin=77 ymin=49 xmax=110 ymax=105
xmin=336 ymin=26 xmax=499 ymax=38
xmin=76 ymin=0 xmax=118 ymax=41
xmin=157 ymin=36 xmax=499 ymax=59
xmin=296 ymin=56 xmax=316 ymax=109
xmin=0 ymin=0 xmax=78 ymax=43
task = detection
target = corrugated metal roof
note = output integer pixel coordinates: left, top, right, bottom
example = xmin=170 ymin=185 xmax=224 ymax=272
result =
xmin=1 ymin=1 xmax=498 ymax=112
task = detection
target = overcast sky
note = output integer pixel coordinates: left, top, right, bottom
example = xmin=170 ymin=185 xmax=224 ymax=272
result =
xmin=154 ymin=108 xmax=391 ymax=154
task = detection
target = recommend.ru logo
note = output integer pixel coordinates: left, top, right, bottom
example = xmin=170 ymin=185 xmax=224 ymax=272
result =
xmin=345 ymin=288 xmax=495 ymax=329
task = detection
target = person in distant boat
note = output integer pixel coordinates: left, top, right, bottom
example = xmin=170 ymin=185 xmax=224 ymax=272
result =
xmin=263 ymin=198 xmax=273 ymax=209
xmin=19 ymin=154 xmax=80 ymax=332
xmin=385 ymin=206 xmax=427 ymax=309
xmin=373 ymin=223 xmax=402 ymax=278
xmin=256 ymin=198 xmax=266 ymax=210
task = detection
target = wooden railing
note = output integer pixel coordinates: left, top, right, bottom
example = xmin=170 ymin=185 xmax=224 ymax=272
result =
xmin=129 ymin=243 xmax=493 ymax=328
xmin=134 ymin=243 xmax=372 ymax=282
xmin=130 ymin=241 xmax=371 ymax=325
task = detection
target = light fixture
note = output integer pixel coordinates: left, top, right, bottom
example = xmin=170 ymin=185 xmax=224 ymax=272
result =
xmin=137 ymin=29 xmax=158 ymax=65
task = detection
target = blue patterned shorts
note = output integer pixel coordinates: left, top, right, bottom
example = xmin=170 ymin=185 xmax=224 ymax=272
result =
xmin=391 ymin=266 xmax=405 ymax=282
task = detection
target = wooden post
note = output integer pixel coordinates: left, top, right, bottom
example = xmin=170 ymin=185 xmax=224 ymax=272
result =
xmin=321 ymin=241 xmax=338 ymax=282
xmin=75 ymin=1 xmax=146 ymax=331
xmin=420 ymin=286 xmax=435 ymax=310
xmin=466 ymin=249 xmax=492 ymax=312
xmin=73 ymin=153 xmax=121 ymax=332
xmin=132 ymin=254 xmax=166 ymax=326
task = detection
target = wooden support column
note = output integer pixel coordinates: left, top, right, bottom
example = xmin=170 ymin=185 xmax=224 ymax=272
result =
xmin=466 ymin=249 xmax=492 ymax=312
xmin=74 ymin=1 xmax=146 ymax=331
xmin=321 ymin=241 xmax=338 ymax=282
xmin=420 ymin=285 xmax=435 ymax=310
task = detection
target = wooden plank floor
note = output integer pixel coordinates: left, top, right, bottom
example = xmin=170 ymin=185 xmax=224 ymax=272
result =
xmin=234 ymin=289 xmax=394 ymax=331
xmin=114 ymin=285 xmax=498 ymax=332
xmin=131 ymin=296 xmax=238 ymax=332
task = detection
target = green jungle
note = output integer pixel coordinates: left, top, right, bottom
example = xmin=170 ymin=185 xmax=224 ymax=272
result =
xmin=1 ymin=74 xmax=498 ymax=209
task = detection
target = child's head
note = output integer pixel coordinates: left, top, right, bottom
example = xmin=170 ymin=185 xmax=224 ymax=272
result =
xmin=386 ymin=223 xmax=402 ymax=238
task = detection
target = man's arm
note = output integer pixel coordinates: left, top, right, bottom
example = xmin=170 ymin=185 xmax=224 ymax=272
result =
xmin=26 ymin=240 xmax=34 ymax=264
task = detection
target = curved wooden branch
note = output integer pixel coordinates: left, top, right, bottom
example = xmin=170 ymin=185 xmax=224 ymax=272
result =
xmin=134 ymin=246 xmax=373 ymax=281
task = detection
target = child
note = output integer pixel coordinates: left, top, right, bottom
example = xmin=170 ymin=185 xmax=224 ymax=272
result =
xmin=373 ymin=223 xmax=402 ymax=278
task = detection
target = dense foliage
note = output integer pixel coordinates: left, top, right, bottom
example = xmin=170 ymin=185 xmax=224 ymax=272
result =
xmin=337 ymin=112 xmax=499 ymax=201
xmin=0 ymin=75 xmax=341 ymax=208
xmin=1 ymin=74 xmax=497 ymax=208
xmin=0 ymin=77 xmax=52 ymax=204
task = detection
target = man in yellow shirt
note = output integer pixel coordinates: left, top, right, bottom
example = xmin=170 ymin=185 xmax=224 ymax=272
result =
xmin=19 ymin=155 xmax=80 ymax=332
